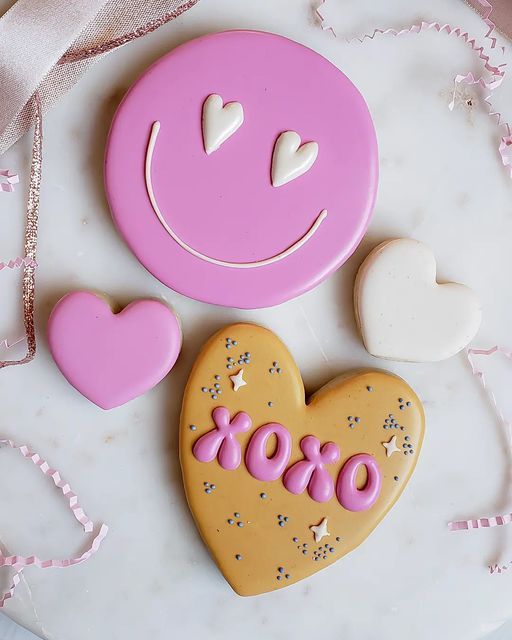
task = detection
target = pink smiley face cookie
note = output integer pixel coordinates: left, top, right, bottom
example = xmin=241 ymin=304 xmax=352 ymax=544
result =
xmin=105 ymin=31 xmax=378 ymax=309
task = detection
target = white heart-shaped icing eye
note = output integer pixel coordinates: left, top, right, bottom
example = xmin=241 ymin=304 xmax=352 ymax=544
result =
xmin=202 ymin=94 xmax=244 ymax=155
xmin=271 ymin=131 xmax=319 ymax=187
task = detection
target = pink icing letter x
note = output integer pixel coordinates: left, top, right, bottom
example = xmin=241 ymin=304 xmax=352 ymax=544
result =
xmin=283 ymin=435 xmax=340 ymax=503
xmin=192 ymin=407 xmax=251 ymax=471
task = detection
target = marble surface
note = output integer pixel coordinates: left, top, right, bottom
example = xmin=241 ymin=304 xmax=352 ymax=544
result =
xmin=1 ymin=0 xmax=512 ymax=638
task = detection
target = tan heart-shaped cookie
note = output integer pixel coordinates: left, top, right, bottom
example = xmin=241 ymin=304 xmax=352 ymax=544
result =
xmin=180 ymin=323 xmax=425 ymax=596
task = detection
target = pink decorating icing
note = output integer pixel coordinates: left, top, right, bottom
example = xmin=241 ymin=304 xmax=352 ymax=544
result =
xmin=336 ymin=454 xmax=382 ymax=512
xmin=245 ymin=422 xmax=292 ymax=481
xmin=193 ymin=407 xmax=252 ymax=470
xmin=192 ymin=408 xmax=383 ymax=512
xmin=47 ymin=291 xmax=182 ymax=410
xmin=283 ymin=436 xmax=340 ymax=503
xmin=105 ymin=30 xmax=378 ymax=309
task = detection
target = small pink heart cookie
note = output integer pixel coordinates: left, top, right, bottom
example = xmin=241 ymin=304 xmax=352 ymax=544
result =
xmin=48 ymin=291 xmax=182 ymax=409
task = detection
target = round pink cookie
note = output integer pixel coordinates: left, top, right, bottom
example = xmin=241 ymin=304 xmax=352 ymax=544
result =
xmin=48 ymin=291 xmax=182 ymax=409
xmin=105 ymin=30 xmax=378 ymax=309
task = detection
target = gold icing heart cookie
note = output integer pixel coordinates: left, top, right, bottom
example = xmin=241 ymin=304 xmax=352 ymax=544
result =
xmin=180 ymin=323 xmax=425 ymax=596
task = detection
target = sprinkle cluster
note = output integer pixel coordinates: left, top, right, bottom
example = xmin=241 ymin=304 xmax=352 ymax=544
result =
xmin=398 ymin=397 xmax=412 ymax=411
xmin=382 ymin=413 xmax=404 ymax=430
xmin=276 ymin=566 xmax=291 ymax=581
xmin=295 ymin=540 xmax=309 ymax=555
xmin=226 ymin=344 xmax=251 ymax=369
xmin=227 ymin=512 xmax=244 ymax=528
xmin=313 ymin=542 xmax=336 ymax=561
xmin=203 ymin=481 xmax=216 ymax=494
xmin=269 ymin=361 xmax=282 ymax=375
xmin=277 ymin=514 xmax=289 ymax=527
xmin=347 ymin=415 xmax=361 ymax=429
xmin=201 ymin=374 xmax=223 ymax=400
xmin=225 ymin=337 xmax=238 ymax=349
xmin=293 ymin=535 xmax=341 ymax=561
xmin=403 ymin=435 xmax=415 ymax=456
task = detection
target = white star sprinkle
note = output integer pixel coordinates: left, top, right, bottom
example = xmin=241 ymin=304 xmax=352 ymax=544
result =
xmin=310 ymin=517 xmax=330 ymax=542
xmin=229 ymin=369 xmax=247 ymax=392
xmin=382 ymin=435 xmax=400 ymax=457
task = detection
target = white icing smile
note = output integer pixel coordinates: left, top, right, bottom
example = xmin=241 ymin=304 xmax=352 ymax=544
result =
xmin=145 ymin=121 xmax=328 ymax=269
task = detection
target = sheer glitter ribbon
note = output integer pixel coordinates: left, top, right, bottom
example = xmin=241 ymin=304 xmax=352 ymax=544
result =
xmin=0 ymin=0 xmax=200 ymax=370
xmin=315 ymin=0 xmax=512 ymax=178
xmin=0 ymin=0 xmax=200 ymax=153
xmin=0 ymin=438 xmax=108 ymax=607
xmin=0 ymin=93 xmax=41 ymax=369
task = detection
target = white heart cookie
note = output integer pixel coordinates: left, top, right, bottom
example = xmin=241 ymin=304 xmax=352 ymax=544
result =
xmin=202 ymin=94 xmax=244 ymax=155
xmin=354 ymin=238 xmax=482 ymax=362
xmin=271 ymin=131 xmax=319 ymax=187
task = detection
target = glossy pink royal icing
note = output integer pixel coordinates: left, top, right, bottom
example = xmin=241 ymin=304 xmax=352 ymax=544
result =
xmin=192 ymin=408 xmax=383 ymax=510
xmin=336 ymin=454 xmax=382 ymax=512
xmin=193 ymin=407 xmax=252 ymax=470
xmin=283 ymin=436 xmax=340 ymax=503
xmin=105 ymin=30 xmax=378 ymax=309
xmin=48 ymin=291 xmax=182 ymax=410
xmin=245 ymin=422 xmax=293 ymax=481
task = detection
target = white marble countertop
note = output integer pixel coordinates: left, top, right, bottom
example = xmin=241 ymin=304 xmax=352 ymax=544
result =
xmin=1 ymin=0 xmax=512 ymax=638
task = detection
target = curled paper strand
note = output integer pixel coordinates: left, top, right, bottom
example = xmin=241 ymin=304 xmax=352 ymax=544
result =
xmin=489 ymin=563 xmax=510 ymax=575
xmin=0 ymin=170 xmax=19 ymax=193
xmin=315 ymin=0 xmax=512 ymax=178
xmin=0 ymin=571 xmax=21 ymax=608
xmin=0 ymin=525 xmax=108 ymax=569
xmin=449 ymin=513 xmax=512 ymax=531
xmin=447 ymin=347 xmax=512 ymax=573
xmin=0 ymin=438 xmax=108 ymax=607
xmin=0 ymin=336 xmax=25 ymax=351
xmin=0 ymin=256 xmax=37 ymax=271
xmin=466 ymin=346 xmax=512 ymax=432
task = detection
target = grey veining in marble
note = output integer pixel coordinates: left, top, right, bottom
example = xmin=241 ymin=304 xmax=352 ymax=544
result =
xmin=0 ymin=1 xmax=511 ymax=639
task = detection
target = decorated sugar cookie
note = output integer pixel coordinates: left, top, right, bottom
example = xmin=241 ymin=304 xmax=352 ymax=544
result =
xmin=105 ymin=30 xmax=378 ymax=309
xmin=48 ymin=291 xmax=182 ymax=409
xmin=354 ymin=239 xmax=482 ymax=362
xmin=180 ymin=323 xmax=424 ymax=596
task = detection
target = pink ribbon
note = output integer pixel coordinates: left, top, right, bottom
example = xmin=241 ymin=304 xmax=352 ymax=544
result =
xmin=0 ymin=438 xmax=108 ymax=607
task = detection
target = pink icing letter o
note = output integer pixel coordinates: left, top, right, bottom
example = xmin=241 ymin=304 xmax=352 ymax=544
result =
xmin=336 ymin=454 xmax=381 ymax=512
xmin=192 ymin=406 xmax=251 ymax=471
xmin=245 ymin=423 xmax=292 ymax=482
